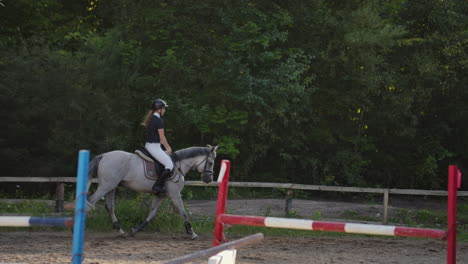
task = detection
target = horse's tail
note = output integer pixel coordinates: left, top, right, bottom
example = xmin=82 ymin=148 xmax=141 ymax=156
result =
xmin=86 ymin=155 xmax=103 ymax=192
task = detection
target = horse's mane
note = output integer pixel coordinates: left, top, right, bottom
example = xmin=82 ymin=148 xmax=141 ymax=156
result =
xmin=173 ymin=147 xmax=210 ymax=161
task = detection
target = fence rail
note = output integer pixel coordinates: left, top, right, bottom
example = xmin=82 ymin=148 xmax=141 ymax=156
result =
xmin=1 ymin=177 xmax=466 ymax=224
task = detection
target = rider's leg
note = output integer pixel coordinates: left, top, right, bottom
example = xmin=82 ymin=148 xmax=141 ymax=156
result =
xmin=145 ymin=143 xmax=174 ymax=194
xmin=152 ymin=168 xmax=171 ymax=194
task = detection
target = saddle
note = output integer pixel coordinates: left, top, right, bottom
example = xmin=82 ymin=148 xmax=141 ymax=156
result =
xmin=135 ymin=147 xmax=175 ymax=181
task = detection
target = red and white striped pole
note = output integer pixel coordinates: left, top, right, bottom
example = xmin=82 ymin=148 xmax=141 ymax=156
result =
xmin=217 ymin=214 xmax=447 ymax=239
xmin=447 ymin=165 xmax=461 ymax=264
xmin=213 ymin=160 xmax=231 ymax=246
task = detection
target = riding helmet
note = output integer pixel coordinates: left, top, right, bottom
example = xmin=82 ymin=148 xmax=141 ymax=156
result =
xmin=151 ymin=99 xmax=169 ymax=110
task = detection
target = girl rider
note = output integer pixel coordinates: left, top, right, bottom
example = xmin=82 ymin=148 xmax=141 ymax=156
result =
xmin=141 ymin=99 xmax=173 ymax=195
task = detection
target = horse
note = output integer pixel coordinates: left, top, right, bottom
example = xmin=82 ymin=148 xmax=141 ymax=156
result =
xmin=85 ymin=145 xmax=218 ymax=239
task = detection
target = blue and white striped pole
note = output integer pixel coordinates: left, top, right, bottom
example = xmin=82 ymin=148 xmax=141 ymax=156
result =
xmin=72 ymin=150 xmax=90 ymax=264
xmin=0 ymin=216 xmax=73 ymax=227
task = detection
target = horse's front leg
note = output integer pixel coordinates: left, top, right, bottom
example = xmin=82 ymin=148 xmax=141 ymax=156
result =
xmin=130 ymin=196 xmax=162 ymax=236
xmin=168 ymin=191 xmax=197 ymax=239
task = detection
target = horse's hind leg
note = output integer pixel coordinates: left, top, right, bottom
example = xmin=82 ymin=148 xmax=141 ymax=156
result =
xmin=104 ymin=189 xmax=125 ymax=235
xmin=130 ymin=196 xmax=162 ymax=235
xmin=87 ymin=183 xmax=117 ymax=211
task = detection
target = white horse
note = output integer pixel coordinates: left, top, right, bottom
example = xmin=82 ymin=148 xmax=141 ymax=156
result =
xmin=85 ymin=145 xmax=218 ymax=239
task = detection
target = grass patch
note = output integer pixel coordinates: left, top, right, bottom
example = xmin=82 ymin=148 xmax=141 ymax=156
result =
xmin=341 ymin=209 xmax=381 ymax=222
xmin=0 ymin=200 xmax=51 ymax=215
xmin=390 ymin=208 xmax=449 ymax=229
xmin=1 ymin=197 xmax=468 ymax=242
xmin=85 ymin=196 xmax=216 ymax=234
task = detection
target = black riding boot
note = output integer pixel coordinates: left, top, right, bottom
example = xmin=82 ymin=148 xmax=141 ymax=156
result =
xmin=152 ymin=168 xmax=171 ymax=195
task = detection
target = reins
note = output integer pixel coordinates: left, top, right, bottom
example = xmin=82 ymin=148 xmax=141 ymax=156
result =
xmin=173 ymin=152 xmax=212 ymax=179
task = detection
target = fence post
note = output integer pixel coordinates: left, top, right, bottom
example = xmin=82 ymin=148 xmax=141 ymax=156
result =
xmin=383 ymin=189 xmax=389 ymax=224
xmin=285 ymin=188 xmax=293 ymax=217
xmin=55 ymin=182 xmax=65 ymax=213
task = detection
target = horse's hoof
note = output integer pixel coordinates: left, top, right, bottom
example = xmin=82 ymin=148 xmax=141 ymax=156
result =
xmin=130 ymin=228 xmax=138 ymax=236
xmin=191 ymin=233 xmax=198 ymax=240
xmin=117 ymin=229 xmax=127 ymax=238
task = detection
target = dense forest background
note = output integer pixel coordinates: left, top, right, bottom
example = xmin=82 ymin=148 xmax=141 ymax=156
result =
xmin=1 ymin=0 xmax=466 ymax=193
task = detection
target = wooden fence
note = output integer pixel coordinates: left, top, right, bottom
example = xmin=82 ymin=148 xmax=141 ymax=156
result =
xmin=1 ymin=177 xmax=467 ymax=224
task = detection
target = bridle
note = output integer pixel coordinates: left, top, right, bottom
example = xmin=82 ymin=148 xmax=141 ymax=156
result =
xmin=174 ymin=152 xmax=213 ymax=179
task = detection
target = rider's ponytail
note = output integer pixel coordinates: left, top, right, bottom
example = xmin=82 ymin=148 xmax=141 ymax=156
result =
xmin=141 ymin=110 xmax=154 ymax=127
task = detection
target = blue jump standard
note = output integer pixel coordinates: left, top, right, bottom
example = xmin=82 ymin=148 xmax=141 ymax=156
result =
xmin=0 ymin=149 xmax=90 ymax=264
xmin=72 ymin=150 xmax=90 ymax=264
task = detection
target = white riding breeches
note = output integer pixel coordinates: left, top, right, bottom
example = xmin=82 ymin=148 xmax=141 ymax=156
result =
xmin=145 ymin=143 xmax=174 ymax=170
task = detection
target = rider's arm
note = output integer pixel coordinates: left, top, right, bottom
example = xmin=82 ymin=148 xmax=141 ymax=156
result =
xmin=158 ymin=128 xmax=172 ymax=154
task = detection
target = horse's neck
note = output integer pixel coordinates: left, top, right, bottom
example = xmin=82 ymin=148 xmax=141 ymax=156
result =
xmin=175 ymin=156 xmax=199 ymax=175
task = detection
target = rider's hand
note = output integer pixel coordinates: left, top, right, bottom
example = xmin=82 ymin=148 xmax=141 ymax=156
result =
xmin=166 ymin=146 xmax=172 ymax=154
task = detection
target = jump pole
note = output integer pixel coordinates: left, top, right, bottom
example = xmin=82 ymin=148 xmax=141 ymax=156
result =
xmin=71 ymin=149 xmax=90 ymax=264
xmin=0 ymin=216 xmax=73 ymax=227
xmin=164 ymin=233 xmax=263 ymax=264
xmin=213 ymin=162 xmax=461 ymax=264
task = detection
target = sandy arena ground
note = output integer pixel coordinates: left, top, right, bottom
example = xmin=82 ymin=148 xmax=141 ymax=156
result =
xmin=1 ymin=198 xmax=466 ymax=263
xmin=0 ymin=231 xmax=467 ymax=264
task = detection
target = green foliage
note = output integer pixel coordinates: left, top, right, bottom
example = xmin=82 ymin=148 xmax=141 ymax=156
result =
xmin=286 ymin=209 xmax=301 ymax=218
xmin=342 ymin=209 xmax=381 ymax=222
xmin=312 ymin=211 xmax=322 ymax=220
xmin=391 ymin=208 xmax=447 ymax=228
xmin=0 ymin=201 xmax=50 ymax=215
xmin=182 ymin=186 xmax=218 ymax=200
xmin=86 ymin=198 xmax=188 ymax=232
xmin=1 ymin=0 xmax=467 ymax=194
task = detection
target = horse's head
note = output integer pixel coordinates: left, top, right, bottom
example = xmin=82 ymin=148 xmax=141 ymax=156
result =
xmin=173 ymin=145 xmax=218 ymax=183
xmin=195 ymin=145 xmax=218 ymax=183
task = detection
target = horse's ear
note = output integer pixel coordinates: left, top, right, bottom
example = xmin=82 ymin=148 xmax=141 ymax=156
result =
xmin=207 ymin=144 xmax=217 ymax=152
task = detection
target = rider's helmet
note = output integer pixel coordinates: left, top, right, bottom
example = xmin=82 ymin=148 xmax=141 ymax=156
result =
xmin=151 ymin=99 xmax=169 ymax=110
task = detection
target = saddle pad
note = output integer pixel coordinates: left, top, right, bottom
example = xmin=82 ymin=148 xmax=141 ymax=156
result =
xmin=142 ymin=158 xmax=158 ymax=181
